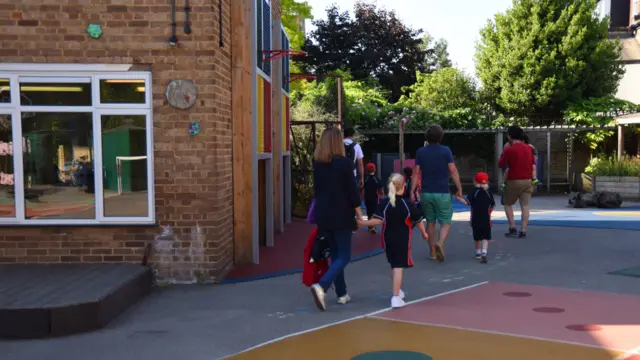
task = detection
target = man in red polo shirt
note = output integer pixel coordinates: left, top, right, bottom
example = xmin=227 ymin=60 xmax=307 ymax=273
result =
xmin=498 ymin=126 xmax=535 ymax=238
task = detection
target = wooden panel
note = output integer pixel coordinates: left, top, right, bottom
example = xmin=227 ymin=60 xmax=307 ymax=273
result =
xmin=257 ymin=75 xmax=265 ymax=153
xmin=231 ymin=0 xmax=254 ymax=265
xmin=263 ymin=79 xmax=272 ymax=152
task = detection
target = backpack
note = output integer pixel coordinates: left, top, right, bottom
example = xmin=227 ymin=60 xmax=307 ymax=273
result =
xmin=310 ymin=230 xmax=332 ymax=263
xmin=344 ymin=142 xmax=356 ymax=164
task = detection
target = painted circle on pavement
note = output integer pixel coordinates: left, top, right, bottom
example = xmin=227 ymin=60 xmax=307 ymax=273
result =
xmin=503 ymin=291 xmax=533 ymax=298
xmin=565 ymin=324 xmax=603 ymax=332
xmin=352 ymin=351 xmax=433 ymax=360
xmin=533 ymin=307 xmax=565 ymax=314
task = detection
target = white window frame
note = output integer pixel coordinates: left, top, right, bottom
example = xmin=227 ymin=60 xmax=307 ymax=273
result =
xmin=0 ymin=70 xmax=155 ymax=226
xmin=0 ymin=76 xmax=18 ymax=109
xmin=94 ymin=73 xmax=152 ymax=109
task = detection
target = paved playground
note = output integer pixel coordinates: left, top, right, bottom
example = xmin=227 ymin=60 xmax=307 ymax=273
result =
xmin=2 ymin=196 xmax=640 ymax=360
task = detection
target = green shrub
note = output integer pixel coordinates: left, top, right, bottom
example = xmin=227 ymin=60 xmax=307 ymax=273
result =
xmin=585 ymin=155 xmax=640 ymax=177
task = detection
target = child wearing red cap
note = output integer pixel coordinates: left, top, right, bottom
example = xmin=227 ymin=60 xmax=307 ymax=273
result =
xmin=363 ymin=163 xmax=383 ymax=234
xmin=456 ymin=172 xmax=495 ymax=264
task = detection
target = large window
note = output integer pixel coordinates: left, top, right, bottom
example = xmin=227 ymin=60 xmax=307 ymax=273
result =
xmin=256 ymin=0 xmax=272 ymax=76
xmin=0 ymin=70 xmax=154 ymax=225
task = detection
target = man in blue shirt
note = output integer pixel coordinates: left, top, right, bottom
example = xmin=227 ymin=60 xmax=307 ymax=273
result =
xmin=410 ymin=125 xmax=462 ymax=262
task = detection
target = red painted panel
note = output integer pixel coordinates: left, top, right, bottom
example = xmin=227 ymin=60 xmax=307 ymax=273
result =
xmin=285 ymin=96 xmax=290 ymax=151
xmin=263 ymin=80 xmax=272 ymax=153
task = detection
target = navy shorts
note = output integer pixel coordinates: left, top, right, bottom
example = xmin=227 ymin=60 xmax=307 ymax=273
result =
xmin=472 ymin=226 xmax=491 ymax=241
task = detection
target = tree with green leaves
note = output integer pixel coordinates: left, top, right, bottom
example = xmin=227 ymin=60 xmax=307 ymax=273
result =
xmin=280 ymin=0 xmax=312 ymax=50
xmin=475 ymin=0 xmax=624 ymax=123
xmin=421 ymin=34 xmax=452 ymax=72
xmin=401 ymin=67 xmax=477 ymax=112
xmin=299 ymin=2 xmax=428 ymax=102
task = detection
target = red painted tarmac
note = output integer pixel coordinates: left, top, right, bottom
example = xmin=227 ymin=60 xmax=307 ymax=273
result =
xmin=223 ymin=218 xmax=384 ymax=282
xmin=374 ymin=282 xmax=640 ymax=353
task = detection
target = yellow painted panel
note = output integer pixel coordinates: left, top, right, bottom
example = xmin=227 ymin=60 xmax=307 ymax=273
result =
xmin=282 ymin=93 xmax=287 ymax=152
xmin=257 ymin=76 xmax=264 ymax=153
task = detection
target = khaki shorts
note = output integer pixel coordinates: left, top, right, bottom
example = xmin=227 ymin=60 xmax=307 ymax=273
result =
xmin=504 ymin=180 xmax=533 ymax=207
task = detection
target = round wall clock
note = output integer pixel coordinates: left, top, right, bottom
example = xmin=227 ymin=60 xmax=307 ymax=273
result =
xmin=165 ymin=80 xmax=197 ymax=109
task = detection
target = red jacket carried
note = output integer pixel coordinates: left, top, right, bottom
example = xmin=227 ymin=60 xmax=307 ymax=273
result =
xmin=302 ymin=227 xmax=329 ymax=287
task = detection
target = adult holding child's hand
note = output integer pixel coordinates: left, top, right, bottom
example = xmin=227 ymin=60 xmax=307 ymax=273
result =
xmin=309 ymin=126 xmax=363 ymax=312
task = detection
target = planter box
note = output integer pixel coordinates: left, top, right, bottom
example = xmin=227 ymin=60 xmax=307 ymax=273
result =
xmin=593 ymin=176 xmax=640 ymax=200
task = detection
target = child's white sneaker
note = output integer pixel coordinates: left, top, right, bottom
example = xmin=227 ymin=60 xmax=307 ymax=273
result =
xmin=337 ymin=294 xmax=351 ymax=304
xmin=391 ymin=296 xmax=406 ymax=308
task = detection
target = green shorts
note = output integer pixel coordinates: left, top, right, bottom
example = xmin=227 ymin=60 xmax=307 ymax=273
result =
xmin=420 ymin=193 xmax=453 ymax=225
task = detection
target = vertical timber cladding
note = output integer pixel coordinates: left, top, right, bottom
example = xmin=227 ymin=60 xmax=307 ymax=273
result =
xmin=232 ymin=0 xmax=255 ymax=265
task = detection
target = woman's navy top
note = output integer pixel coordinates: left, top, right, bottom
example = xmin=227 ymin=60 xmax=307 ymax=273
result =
xmin=313 ymin=157 xmax=361 ymax=231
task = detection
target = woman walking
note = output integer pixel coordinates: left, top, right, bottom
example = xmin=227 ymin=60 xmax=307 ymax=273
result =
xmin=310 ymin=126 xmax=363 ymax=312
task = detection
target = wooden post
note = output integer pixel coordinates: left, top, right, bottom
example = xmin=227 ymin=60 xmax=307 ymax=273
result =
xmin=231 ymin=0 xmax=255 ymax=264
xmin=495 ymin=131 xmax=503 ymax=186
xmin=337 ymin=77 xmax=342 ymax=124
xmin=617 ymin=125 xmax=624 ymax=161
xmin=399 ymin=123 xmax=405 ymax=170
xmin=546 ymin=131 xmax=551 ymax=194
xmin=567 ymin=133 xmax=574 ymax=191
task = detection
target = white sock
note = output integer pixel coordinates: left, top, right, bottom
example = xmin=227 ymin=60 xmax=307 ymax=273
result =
xmin=481 ymin=249 xmax=487 ymax=255
xmin=476 ymin=249 xmax=482 ymax=255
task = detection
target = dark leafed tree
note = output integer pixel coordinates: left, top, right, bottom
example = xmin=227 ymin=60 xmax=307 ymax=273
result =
xmin=299 ymin=2 xmax=429 ymax=102
xmin=475 ymin=0 xmax=624 ymax=123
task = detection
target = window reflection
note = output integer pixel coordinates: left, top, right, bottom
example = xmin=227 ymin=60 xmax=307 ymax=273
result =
xmin=99 ymin=80 xmax=146 ymax=104
xmin=0 ymin=79 xmax=9 ymax=103
xmin=0 ymin=114 xmax=15 ymax=217
xmin=101 ymin=115 xmax=148 ymax=217
xmin=21 ymin=112 xmax=95 ymax=219
xmin=20 ymin=83 xmax=91 ymax=106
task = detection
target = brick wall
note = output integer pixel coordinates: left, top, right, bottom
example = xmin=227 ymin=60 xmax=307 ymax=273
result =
xmin=0 ymin=1 xmax=235 ymax=283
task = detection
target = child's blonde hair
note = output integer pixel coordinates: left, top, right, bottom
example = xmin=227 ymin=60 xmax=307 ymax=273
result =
xmin=387 ymin=173 xmax=405 ymax=207
xmin=474 ymin=181 xmax=489 ymax=190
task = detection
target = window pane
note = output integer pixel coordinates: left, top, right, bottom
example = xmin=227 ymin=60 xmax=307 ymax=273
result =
xmin=101 ymin=115 xmax=148 ymax=217
xmin=20 ymin=83 xmax=91 ymax=106
xmin=22 ymin=113 xmax=95 ymax=219
xmin=0 ymin=114 xmax=15 ymax=217
xmin=0 ymin=79 xmax=9 ymax=103
xmin=99 ymin=80 xmax=146 ymax=104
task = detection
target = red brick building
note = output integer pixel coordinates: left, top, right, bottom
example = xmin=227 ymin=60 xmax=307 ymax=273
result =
xmin=0 ymin=0 xmax=292 ymax=283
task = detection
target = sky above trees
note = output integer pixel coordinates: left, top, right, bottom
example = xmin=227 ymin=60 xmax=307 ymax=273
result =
xmin=307 ymin=0 xmax=513 ymax=76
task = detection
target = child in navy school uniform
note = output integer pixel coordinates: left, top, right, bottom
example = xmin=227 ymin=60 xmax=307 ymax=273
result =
xmin=358 ymin=173 xmax=429 ymax=309
xmin=456 ymin=172 xmax=495 ymax=264
xmin=363 ymin=163 xmax=384 ymax=234
xmin=402 ymin=166 xmax=420 ymax=204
